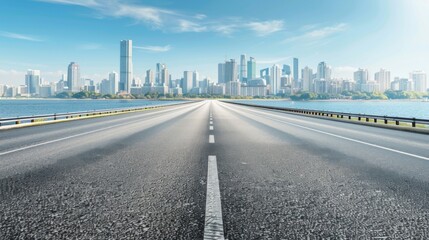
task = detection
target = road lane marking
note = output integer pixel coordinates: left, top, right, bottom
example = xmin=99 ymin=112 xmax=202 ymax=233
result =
xmin=210 ymin=126 xmax=214 ymax=130
xmin=0 ymin=102 xmax=205 ymax=157
xmin=204 ymin=155 xmax=225 ymax=240
xmin=210 ymin=121 xmax=213 ymax=125
xmin=209 ymin=135 xmax=215 ymax=143
xmin=221 ymin=102 xmax=429 ymax=161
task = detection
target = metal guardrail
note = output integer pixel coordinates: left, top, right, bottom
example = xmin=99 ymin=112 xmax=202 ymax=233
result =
xmin=0 ymin=101 xmax=192 ymax=127
xmin=224 ymin=101 xmax=429 ymax=128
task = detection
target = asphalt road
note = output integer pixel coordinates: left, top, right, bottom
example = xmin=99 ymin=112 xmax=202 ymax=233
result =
xmin=1 ymin=100 xmax=428 ymax=239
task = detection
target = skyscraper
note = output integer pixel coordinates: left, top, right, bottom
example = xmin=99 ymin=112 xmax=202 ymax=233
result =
xmin=146 ymin=69 xmax=154 ymax=86
xmin=240 ymin=54 xmax=247 ymax=83
xmin=225 ymin=59 xmax=237 ymax=83
xmin=120 ymin=40 xmax=133 ymax=93
xmin=282 ymin=65 xmax=291 ymax=76
xmin=302 ymin=66 xmax=313 ymax=92
xmin=316 ymin=61 xmax=332 ymax=80
xmin=270 ymin=64 xmax=281 ymax=95
xmin=293 ymin=58 xmax=299 ymax=81
xmin=67 ymin=62 xmax=81 ymax=92
xmin=109 ymin=72 xmax=118 ymax=94
xmin=247 ymin=57 xmax=256 ymax=81
xmin=193 ymin=71 xmax=199 ymax=88
xmin=25 ymin=69 xmax=41 ymax=95
xmin=354 ymin=68 xmax=369 ymax=91
xmin=217 ymin=63 xmax=225 ymax=84
xmin=410 ymin=71 xmax=427 ymax=92
xmin=161 ymin=67 xmax=169 ymax=87
xmin=374 ymin=69 xmax=391 ymax=92
xmin=183 ymin=71 xmax=193 ymax=94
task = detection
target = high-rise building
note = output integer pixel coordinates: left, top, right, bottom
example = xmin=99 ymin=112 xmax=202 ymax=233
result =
xmin=410 ymin=71 xmax=427 ymax=92
xmin=354 ymin=68 xmax=369 ymax=91
xmin=161 ymin=67 xmax=169 ymax=87
xmin=156 ymin=63 xmax=167 ymax=85
xmin=282 ymin=65 xmax=291 ymax=76
xmin=109 ymin=72 xmax=118 ymax=94
xmin=317 ymin=61 xmax=331 ymax=80
xmin=25 ymin=69 xmax=41 ymax=95
xmin=193 ymin=71 xmax=199 ymax=88
xmin=302 ymin=66 xmax=313 ymax=92
xmin=240 ymin=54 xmax=247 ymax=82
xmin=217 ymin=63 xmax=225 ymax=84
xmin=270 ymin=64 xmax=281 ymax=95
xmin=225 ymin=59 xmax=237 ymax=83
xmin=183 ymin=71 xmax=193 ymax=94
xmin=67 ymin=62 xmax=81 ymax=92
xmin=374 ymin=69 xmax=391 ymax=92
xmin=145 ymin=69 xmax=154 ymax=86
xmin=293 ymin=58 xmax=299 ymax=81
xmin=120 ymin=40 xmax=133 ymax=93
xmin=247 ymin=57 xmax=256 ymax=81
xmin=260 ymin=68 xmax=270 ymax=84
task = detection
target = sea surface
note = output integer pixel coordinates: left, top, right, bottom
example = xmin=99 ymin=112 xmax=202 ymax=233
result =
xmin=0 ymin=99 xmax=185 ymax=118
xmin=232 ymin=100 xmax=429 ymax=119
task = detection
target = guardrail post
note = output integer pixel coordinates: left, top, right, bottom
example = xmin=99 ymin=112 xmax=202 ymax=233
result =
xmin=384 ymin=117 xmax=388 ymax=124
xmin=358 ymin=116 xmax=361 ymax=121
xmin=412 ymin=118 xmax=416 ymax=127
xmin=348 ymin=116 xmax=351 ymax=120
xmin=15 ymin=120 xmax=20 ymax=124
xmin=374 ymin=118 xmax=377 ymax=123
xmin=366 ymin=117 xmax=369 ymax=122
xmin=54 ymin=114 xmax=57 ymax=120
xmin=396 ymin=120 xmax=399 ymax=125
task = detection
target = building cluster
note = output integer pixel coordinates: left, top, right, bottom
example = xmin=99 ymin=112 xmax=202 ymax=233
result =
xmin=213 ymin=56 xmax=428 ymax=97
xmin=1 ymin=39 xmax=428 ymax=98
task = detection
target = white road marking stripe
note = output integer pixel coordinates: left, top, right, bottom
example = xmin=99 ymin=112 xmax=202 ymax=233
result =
xmin=210 ymin=126 xmax=214 ymax=130
xmin=0 ymin=102 xmax=204 ymax=157
xmin=210 ymin=121 xmax=213 ymax=125
xmin=204 ymin=155 xmax=225 ymax=240
xmin=209 ymin=135 xmax=215 ymax=143
xmin=221 ymin=102 xmax=429 ymax=161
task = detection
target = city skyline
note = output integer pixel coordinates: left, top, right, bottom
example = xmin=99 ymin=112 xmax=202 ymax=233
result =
xmin=1 ymin=0 xmax=428 ymax=85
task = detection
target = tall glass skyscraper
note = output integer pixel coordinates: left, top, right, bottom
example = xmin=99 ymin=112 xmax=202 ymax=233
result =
xmin=247 ymin=57 xmax=256 ymax=82
xmin=120 ymin=40 xmax=133 ymax=93
xmin=67 ymin=62 xmax=80 ymax=92
xmin=240 ymin=54 xmax=247 ymax=83
xmin=25 ymin=69 xmax=41 ymax=95
xmin=293 ymin=58 xmax=299 ymax=81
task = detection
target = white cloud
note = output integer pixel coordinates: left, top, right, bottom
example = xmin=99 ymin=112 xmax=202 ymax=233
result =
xmin=0 ymin=31 xmax=43 ymax=42
xmin=283 ymin=23 xmax=347 ymax=43
xmin=36 ymin=0 xmax=286 ymax=36
xmin=246 ymin=20 xmax=284 ymax=36
xmin=134 ymin=45 xmax=171 ymax=52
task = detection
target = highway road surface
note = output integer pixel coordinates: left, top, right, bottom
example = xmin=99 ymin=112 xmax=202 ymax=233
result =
xmin=1 ymin=100 xmax=429 ymax=239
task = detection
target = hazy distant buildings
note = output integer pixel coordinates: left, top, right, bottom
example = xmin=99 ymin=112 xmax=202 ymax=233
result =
xmin=240 ymin=54 xmax=247 ymax=83
xmin=161 ymin=66 xmax=169 ymax=86
xmin=301 ymin=66 xmax=313 ymax=92
xmin=183 ymin=71 xmax=193 ymax=94
xmin=67 ymin=62 xmax=81 ymax=92
xmin=374 ymin=69 xmax=391 ymax=92
xmin=109 ymin=72 xmax=118 ymax=94
xmin=354 ymin=68 xmax=369 ymax=91
xmin=317 ymin=62 xmax=331 ymax=80
xmin=410 ymin=71 xmax=427 ymax=92
xmin=25 ymin=70 xmax=41 ymax=95
xmin=247 ymin=57 xmax=256 ymax=81
xmin=193 ymin=71 xmax=199 ymax=88
xmin=217 ymin=63 xmax=225 ymax=84
xmin=120 ymin=40 xmax=133 ymax=93
xmin=270 ymin=64 xmax=281 ymax=95
xmin=293 ymin=58 xmax=299 ymax=87
xmin=145 ymin=69 xmax=154 ymax=86
xmin=282 ymin=65 xmax=291 ymax=76
xmin=225 ymin=59 xmax=237 ymax=83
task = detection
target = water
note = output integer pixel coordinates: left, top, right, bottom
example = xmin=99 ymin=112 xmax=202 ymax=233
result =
xmin=233 ymin=100 xmax=429 ymax=119
xmin=0 ymin=99 xmax=185 ymax=118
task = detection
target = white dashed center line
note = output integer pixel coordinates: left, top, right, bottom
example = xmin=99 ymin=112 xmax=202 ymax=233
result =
xmin=210 ymin=126 xmax=214 ymax=130
xmin=203 ymin=155 xmax=225 ymax=240
xmin=209 ymin=135 xmax=215 ymax=143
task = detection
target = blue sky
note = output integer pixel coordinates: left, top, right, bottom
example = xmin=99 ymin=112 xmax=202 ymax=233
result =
xmin=1 ymin=0 xmax=428 ymax=85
